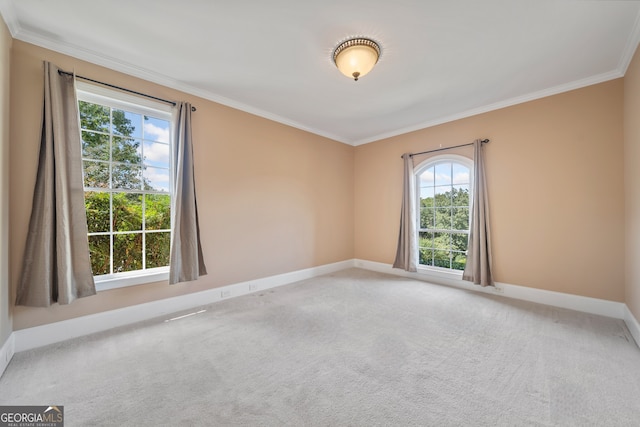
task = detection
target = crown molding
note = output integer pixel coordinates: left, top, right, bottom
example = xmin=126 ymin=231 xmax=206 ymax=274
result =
xmin=3 ymin=5 xmax=636 ymax=148
xmin=0 ymin=0 xmax=20 ymax=36
xmin=351 ymin=69 xmax=623 ymax=146
xmin=11 ymin=26 xmax=351 ymax=146
xmin=617 ymin=6 xmax=640 ymax=75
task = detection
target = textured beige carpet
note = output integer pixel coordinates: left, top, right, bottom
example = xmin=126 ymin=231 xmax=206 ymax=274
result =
xmin=1 ymin=268 xmax=640 ymax=426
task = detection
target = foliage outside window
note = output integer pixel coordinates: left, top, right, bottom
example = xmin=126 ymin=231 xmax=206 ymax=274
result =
xmin=417 ymin=157 xmax=471 ymax=271
xmin=78 ymin=86 xmax=172 ymax=285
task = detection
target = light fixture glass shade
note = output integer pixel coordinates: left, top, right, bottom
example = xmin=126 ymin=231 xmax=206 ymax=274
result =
xmin=333 ymin=38 xmax=380 ymax=81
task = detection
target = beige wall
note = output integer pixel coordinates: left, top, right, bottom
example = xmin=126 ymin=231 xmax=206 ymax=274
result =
xmin=10 ymin=41 xmax=354 ymax=330
xmin=6 ymin=37 xmax=634 ymax=332
xmin=624 ymin=45 xmax=640 ymax=320
xmin=355 ymin=80 xmax=625 ymax=302
xmin=0 ymin=16 xmax=12 ymax=345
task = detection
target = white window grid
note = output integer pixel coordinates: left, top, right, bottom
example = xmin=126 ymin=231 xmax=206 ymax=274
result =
xmin=76 ymin=82 xmax=173 ymax=288
xmin=415 ymin=155 xmax=473 ymax=271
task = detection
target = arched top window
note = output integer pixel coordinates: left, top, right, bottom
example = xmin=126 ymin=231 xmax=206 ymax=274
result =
xmin=415 ymin=155 xmax=472 ymax=271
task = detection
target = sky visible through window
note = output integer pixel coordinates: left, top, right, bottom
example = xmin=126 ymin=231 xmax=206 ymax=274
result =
xmin=419 ymin=162 xmax=470 ymax=197
xmin=120 ymin=111 xmax=171 ymax=192
xmin=80 ymin=100 xmax=172 ymax=278
xmin=418 ymin=161 xmax=470 ymax=270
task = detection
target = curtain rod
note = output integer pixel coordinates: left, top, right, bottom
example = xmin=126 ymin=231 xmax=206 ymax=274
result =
xmin=58 ymin=70 xmax=197 ymax=112
xmin=401 ymin=139 xmax=490 ymax=158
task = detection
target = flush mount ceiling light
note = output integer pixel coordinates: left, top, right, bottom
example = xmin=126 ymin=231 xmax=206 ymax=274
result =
xmin=333 ymin=37 xmax=381 ymax=81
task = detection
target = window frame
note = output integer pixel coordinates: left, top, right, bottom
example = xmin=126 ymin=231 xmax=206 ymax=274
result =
xmin=76 ymin=81 xmax=174 ymax=291
xmin=414 ymin=154 xmax=473 ymax=277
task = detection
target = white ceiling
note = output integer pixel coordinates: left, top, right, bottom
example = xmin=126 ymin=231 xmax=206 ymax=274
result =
xmin=1 ymin=1 xmax=640 ymax=145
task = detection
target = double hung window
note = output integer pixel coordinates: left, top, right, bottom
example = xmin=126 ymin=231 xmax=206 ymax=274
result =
xmin=77 ymin=83 xmax=173 ymax=290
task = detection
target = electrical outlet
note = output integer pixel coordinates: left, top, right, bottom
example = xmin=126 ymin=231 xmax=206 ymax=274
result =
xmin=493 ymin=286 xmax=504 ymax=294
xmin=249 ymin=283 xmax=258 ymax=291
xmin=221 ymin=290 xmax=231 ymax=298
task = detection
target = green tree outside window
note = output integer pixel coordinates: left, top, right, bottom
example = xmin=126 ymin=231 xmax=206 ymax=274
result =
xmin=80 ymin=100 xmax=171 ymax=277
xmin=417 ymin=161 xmax=471 ymax=271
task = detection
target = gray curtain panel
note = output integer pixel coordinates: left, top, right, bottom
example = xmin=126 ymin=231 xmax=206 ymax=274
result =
xmin=169 ymin=102 xmax=207 ymax=284
xmin=16 ymin=62 xmax=96 ymax=307
xmin=462 ymin=139 xmax=494 ymax=286
xmin=393 ymin=153 xmax=418 ymax=272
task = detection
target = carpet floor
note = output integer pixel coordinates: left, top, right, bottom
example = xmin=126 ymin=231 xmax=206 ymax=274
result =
xmin=1 ymin=268 xmax=640 ymax=426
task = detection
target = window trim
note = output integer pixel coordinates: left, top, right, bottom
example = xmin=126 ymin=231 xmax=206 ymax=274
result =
xmin=76 ymin=82 xmax=173 ymax=291
xmin=76 ymin=81 xmax=173 ymax=117
xmin=94 ymin=268 xmax=169 ymax=292
xmin=414 ymin=154 xmax=473 ymax=276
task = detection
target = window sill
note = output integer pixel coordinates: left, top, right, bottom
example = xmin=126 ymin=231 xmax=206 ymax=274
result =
xmin=95 ymin=268 xmax=169 ymax=292
xmin=416 ymin=265 xmax=463 ymax=281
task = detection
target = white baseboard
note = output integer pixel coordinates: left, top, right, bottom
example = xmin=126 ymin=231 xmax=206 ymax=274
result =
xmin=10 ymin=258 xmax=638 ymax=354
xmin=354 ymin=259 xmax=626 ymax=320
xmin=0 ymin=333 xmax=15 ymax=378
xmin=624 ymin=305 xmax=640 ymax=347
xmin=13 ymin=259 xmax=355 ymax=352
